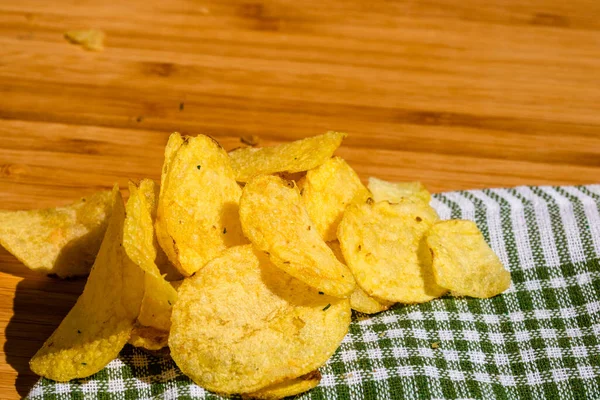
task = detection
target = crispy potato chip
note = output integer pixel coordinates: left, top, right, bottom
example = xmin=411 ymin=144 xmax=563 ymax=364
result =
xmin=302 ymin=157 xmax=371 ymax=242
xmin=368 ymin=177 xmax=431 ymax=204
xmin=0 ymin=190 xmax=113 ymax=278
xmin=156 ymin=133 xmax=246 ymax=276
xmin=29 ymin=186 xmax=145 ymax=381
xmin=350 ymin=287 xmax=395 ymax=314
xmin=328 ymin=241 xmax=394 ymax=314
xmin=169 ymin=245 xmax=351 ymax=394
xmin=124 ymin=180 xmax=177 ymax=332
xmin=240 ymin=175 xmax=355 ymax=298
xmin=338 ymin=199 xmax=446 ymax=303
xmin=230 ymin=131 xmax=347 ymax=182
xmin=243 ymin=371 xmax=321 ymax=399
xmin=129 ymin=325 xmax=169 ymax=351
xmin=425 ymin=220 xmax=511 ymax=298
xmin=138 ymin=273 xmax=176 ymax=331
xmin=64 ymin=29 xmax=105 ymax=51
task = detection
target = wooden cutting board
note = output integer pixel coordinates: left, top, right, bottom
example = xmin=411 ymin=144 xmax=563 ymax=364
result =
xmin=1 ymin=0 xmax=599 ymax=397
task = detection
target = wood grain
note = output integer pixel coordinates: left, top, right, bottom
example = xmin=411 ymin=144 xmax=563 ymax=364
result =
xmin=0 ymin=0 xmax=599 ymax=397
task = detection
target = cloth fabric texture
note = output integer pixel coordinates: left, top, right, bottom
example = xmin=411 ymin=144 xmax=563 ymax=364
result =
xmin=28 ymin=184 xmax=600 ymax=400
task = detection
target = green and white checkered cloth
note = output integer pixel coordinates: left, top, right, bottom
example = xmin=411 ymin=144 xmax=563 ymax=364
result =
xmin=28 ymin=184 xmax=600 ymax=400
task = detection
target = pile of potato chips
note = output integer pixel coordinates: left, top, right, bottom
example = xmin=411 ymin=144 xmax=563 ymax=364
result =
xmin=0 ymin=132 xmax=511 ymax=398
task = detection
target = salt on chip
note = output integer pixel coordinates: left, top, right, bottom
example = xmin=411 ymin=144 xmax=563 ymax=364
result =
xmin=243 ymin=371 xmax=321 ymax=399
xmin=337 ymin=199 xmax=446 ymax=303
xmin=229 ymin=131 xmax=347 ymax=182
xmin=328 ymin=240 xmax=394 ymax=314
xmin=302 ymin=157 xmax=371 ymax=241
xmin=124 ymin=180 xmax=177 ymax=332
xmin=239 ymin=175 xmax=355 ymax=298
xmin=156 ymin=133 xmax=246 ymax=276
xmin=0 ymin=190 xmax=113 ymax=278
xmin=425 ymin=220 xmax=511 ymax=298
xmin=129 ymin=324 xmax=169 ymax=351
xmin=29 ymin=186 xmax=145 ymax=381
xmin=169 ymin=245 xmax=351 ymax=394
xmin=368 ymin=177 xmax=431 ymax=204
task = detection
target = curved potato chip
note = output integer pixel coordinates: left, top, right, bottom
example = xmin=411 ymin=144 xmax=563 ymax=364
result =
xmin=0 ymin=190 xmax=113 ymax=278
xmin=129 ymin=325 xmax=169 ymax=351
xmin=368 ymin=177 xmax=431 ymax=204
xmin=169 ymin=245 xmax=351 ymax=394
xmin=243 ymin=370 xmax=321 ymax=399
xmin=230 ymin=131 xmax=347 ymax=182
xmin=30 ymin=186 xmax=145 ymax=381
xmin=138 ymin=273 xmax=176 ymax=331
xmin=302 ymin=157 xmax=371 ymax=241
xmin=240 ymin=175 xmax=355 ymax=298
xmin=338 ymin=199 xmax=446 ymax=303
xmin=156 ymin=133 xmax=246 ymax=276
xmin=124 ymin=180 xmax=177 ymax=332
xmin=124 ymin=178 xmax=181 ymax=281
xmin=426 ymin=220 xmax=511 ymax=298
xmin=327 ymin=240 xmax=394 ymax=314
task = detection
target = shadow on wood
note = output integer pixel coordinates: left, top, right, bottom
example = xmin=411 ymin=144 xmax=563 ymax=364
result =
xmin=2 ymin=248 xmax=84 ymax=397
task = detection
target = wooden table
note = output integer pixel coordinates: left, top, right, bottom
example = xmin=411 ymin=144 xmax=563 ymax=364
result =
xmin=1 ymin=0 xmax=599 ymax=397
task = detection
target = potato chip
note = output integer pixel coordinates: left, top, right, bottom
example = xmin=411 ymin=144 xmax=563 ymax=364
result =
xmin=64 ymin=29 xmax=105 ymax=51
xmin=124 ymin=180 xmax=177 ymax=332
xmin=302 ymin=157 xmax=371 ymax=242
xmin=169 ymin=245 xmax=351 ymax=394
xmin=368 ymin=177 xmax=431 ymax=204
xmin=124 ymin=178 xmax=181 ymax=281
xmin=0 ymin=190 xmax=113 ymax=278
xmin=425 ymin=220 xmax=511 ymax=298
xmin=337 ymin=199 xmax=446 ymax=303
xmin=129 ymin=324 xmax=169 ymax=351
xmin=243 ymin=370 xmax=321 ymax=399
xmin=29 ymin=186 xmax=145 ymax=381
xmin=327 ymin=240 xmax=394 ymax=314
xmin=239 ymin=175 xmax=355 ymax=298
xmin=156 ymin=133 xmax=246 ymax=276
xmin=230 ymin=131 xmax=347 ymax=182
xmin=350 ymin=287 xmax=395 ymax=314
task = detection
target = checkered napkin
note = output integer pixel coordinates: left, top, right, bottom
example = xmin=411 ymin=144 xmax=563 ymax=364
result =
xmin=28 ymin=185 xmax=600 ymax=400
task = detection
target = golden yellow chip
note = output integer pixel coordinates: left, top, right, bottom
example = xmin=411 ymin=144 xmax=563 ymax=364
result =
xmin=327 ymin=240 xmax=394 ymax=314
xmin=156 ymin=133 xmax=246 ymax=276
xmin=29 ymin=186 xmax=145 ymax=381
xmin=368 ymin=177 xmax=431 ymax=204
xmin=0 ymin=190 xmax=113 ymax=278
xmin=129 ymin=325 xmax=169 ymax=351
xmin=350 ymin=287 xmax=395 ymax=315
xmin=239 ymin=175 xmax=355 ymax=298
xmin=229 ymin=131 xmax=347 ymax=182
xmin=302 ymin=157 xmax=371 ymax=242
xmin=425 ymin=220 xmax=511 ymax=298
xmin=64 ymin=29 xmax=105 ymax=51
xmin=169 ymin=245 xmax=351 ymax=394
xmin=243 ymin=371 xmax=321 ymax=399
xmin=124 ymin=178 xmax=181 ymax=281
xmin=337 ymin=199 xmax=446 ymax=303
xmin=124 ymin=180 xmax=177 ymax=332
